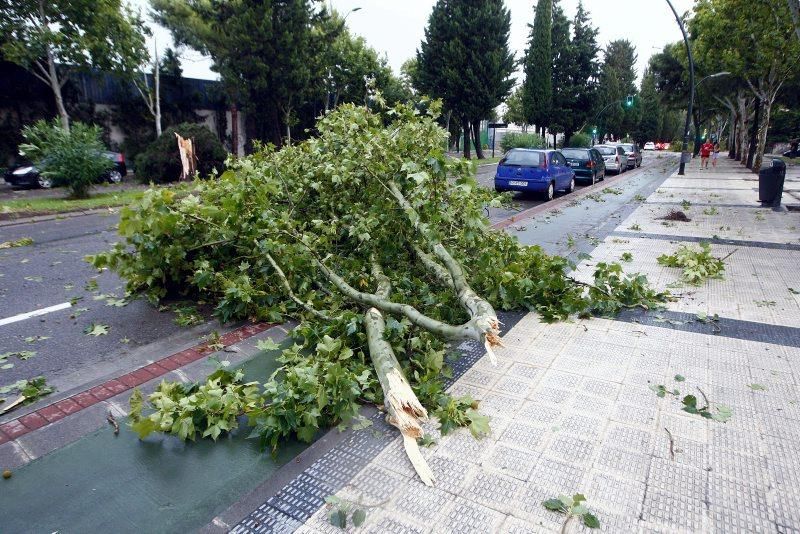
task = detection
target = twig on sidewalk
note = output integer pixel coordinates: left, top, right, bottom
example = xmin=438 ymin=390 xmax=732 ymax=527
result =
xmin=664 ymin=427 xmax=675 ymax=461
xmin=107 ymin=412 xmax=120 ymax=435
xmin=718 ymin=248 xmax=738 ymax=262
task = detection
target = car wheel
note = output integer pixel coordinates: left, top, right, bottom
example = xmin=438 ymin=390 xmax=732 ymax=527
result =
xmin=565 ymin=177 xmax=575 ymax=193
xmin=543 ymin=182 xmax=554 ymax=201
xmin=590 ymin=172 xmax=596 ymax=185
xmin=637 ymin=160 xmax=642 ymax=168
xmin=107 ymin=170 xmax=123 ymax=184
xmin=37 ymin=175 xmax=52 ymax=189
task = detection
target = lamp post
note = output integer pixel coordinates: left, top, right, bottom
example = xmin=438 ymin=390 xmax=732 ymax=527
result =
xmin=665 ymin=0 xmax=695 ymax=176
xmin=589 ymin=97 xmax=632 ymax=145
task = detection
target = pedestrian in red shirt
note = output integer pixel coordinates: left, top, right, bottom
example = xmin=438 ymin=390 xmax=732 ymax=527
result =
xmin=700 ymin=140 xmax=714 ymax=169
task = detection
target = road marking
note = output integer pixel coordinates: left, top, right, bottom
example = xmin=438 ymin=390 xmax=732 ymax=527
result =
xmin=0 ymin=302 xmax=72 ymax=327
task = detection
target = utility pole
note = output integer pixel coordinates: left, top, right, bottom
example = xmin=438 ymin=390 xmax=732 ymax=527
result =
xmin=665 ymin=0 xmax=695 ymax=176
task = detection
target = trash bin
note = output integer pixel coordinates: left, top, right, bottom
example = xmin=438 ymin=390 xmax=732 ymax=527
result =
xmin=759 ymin=158 xmax=787 ymax=206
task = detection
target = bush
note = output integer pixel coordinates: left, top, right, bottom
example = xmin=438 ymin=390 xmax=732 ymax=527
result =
xmin=134 ymin=123 xmax=227 ymax=183
xmin=566 ymin=133 xmax=591 ymax=148
xmin=19 ymin=120 xmax=113 ymax=199
xmin=500 ymin=132 xmax=545 ymax=152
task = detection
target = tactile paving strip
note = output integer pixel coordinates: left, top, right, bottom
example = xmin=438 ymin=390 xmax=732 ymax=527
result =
xmin=231 ymin=311 xmax=525 ymax=533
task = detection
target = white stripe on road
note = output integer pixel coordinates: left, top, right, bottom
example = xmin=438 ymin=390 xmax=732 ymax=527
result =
xmin=0 ymin=302 xmax=72 ymax=327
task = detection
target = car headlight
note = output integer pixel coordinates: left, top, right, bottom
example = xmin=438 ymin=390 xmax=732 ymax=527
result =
xmin=13 ymin=166 xmax=34 ymax=175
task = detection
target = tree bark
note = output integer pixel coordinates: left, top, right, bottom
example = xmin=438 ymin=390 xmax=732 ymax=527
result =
xmin=46 ymin=49 xmax=69 ymax=132
xmin=154 ymin=53 xmax=162 ymax=137
xmin=365 ymin=261 xmax=434 ymax=486
xmin=746 ymin=97 xmax=760 ymax=169
xmin=462 ymin=119 xmax=471 ymax=159
xmin=471 ymin=120 xmax=484 ymax=159
xmin=728 ymin=109 xmax=736 ymax=159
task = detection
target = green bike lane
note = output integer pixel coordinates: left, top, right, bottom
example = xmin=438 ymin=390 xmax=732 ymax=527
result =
xmin=1 ymin=339 xmax=312 ymax=533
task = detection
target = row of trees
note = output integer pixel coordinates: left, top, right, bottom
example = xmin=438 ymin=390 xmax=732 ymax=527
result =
xmin=1 ymin=1 xmax=413 ymax=150
xmin=648 ymin=0 xmax=800 ymax=171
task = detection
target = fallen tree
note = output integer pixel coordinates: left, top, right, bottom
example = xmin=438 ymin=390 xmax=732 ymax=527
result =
xmin=93 ymin=100 xmax=668 ymax=485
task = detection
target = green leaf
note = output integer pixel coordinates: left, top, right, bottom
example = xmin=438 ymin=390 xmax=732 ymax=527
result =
xmin=543 ymin=498 xmax=564 ymax=512
xmin=84 ymin=323 xmax=110 ymax=336
xmin=674 ymin=374 xmax=685 ymax=382
xmin=329 ymin=509 xmax=346 ymax=529
xmin=582 ymin=512 xmax=600 ymax=528
xmin=256 ymin=338 xmax=281 ymax=351
xmin=352 ymin=508 xmax=366 ymax=527
xmin=748 ymin=383 xmax=767 ymax=391
xmin=466 ymin=409 xmax=490 ymax=438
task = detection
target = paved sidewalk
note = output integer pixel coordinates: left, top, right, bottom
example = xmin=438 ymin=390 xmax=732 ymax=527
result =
xmin=227 ymin=157 xmax=800 ymax=533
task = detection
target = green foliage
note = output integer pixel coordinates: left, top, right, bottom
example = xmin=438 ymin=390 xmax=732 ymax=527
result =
xmin=173 ymin=304 xmax=204 ymax=327
xmin=97 ymin=102 xmax=668 ymax=450
xmin=324 ymin=495 xmax=367 ymax=529
xmin=586 ymin=262 xmax=671 ymax=317
xmin=542 ymin=493 xmax=600 ymax=529
xmin=566 ymin=133 xmax=592 ymax=148
xmin=19 ymin=120 xmax=114 ymax=198
xmin=0 ymin=237 xmax=33 ymax=249
xmin=0 ymin=0 xmax=148 ymax=130
xmin=0 ymin=376 xmax=54 ymax=408
xmin=417 ymin=0 xmax=515 ymax=157
xmin=650 ymin=375 xmax=732 ymax=423
xmin=434 ymin=395 xmax=490 ymax=438
xmin=657 ymin=242 xmax=726 ymax=285
xmin=500 ymin=132 xmax=546 ymax=152
xmin=522 ymin=0 xmax=553 ymax=127
xmin=129 ymin=368 xmax=262 ymax=441
xmin=134 ymin=123 xmax=226 ymax=183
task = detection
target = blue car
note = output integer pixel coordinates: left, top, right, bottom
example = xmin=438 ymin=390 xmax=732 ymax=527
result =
xmin=494 ymin=149 xmax=576 ymax=201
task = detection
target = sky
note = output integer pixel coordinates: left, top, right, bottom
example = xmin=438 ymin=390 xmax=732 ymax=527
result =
xmin=131 ymin=0 xmax=696 ymax=85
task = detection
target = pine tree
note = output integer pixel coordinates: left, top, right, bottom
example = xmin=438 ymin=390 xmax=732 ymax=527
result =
xmin=635 ymin=68 xmax=663 ymax=144
xmin=522 ymin=0 xmax=553 ymax=135
xmin=418 ymin=0 xmax=514 ymax=159
xmin=568 ymin=1 xmax=600 ymax=140
xmin=601 ymin=39 xmax=638 ymax=137
xmin=549 ymin=0 xmax=572 ymax=147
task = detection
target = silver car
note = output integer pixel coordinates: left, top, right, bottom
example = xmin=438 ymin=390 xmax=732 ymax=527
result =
xmin=615 ymin=143 xmax=642 ymax=169
xmin=594 ymin=145 xmax=627 ymax=174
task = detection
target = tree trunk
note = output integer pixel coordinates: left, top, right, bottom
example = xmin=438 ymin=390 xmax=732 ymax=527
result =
xmin=154 ymin=54 xmax=162 ymax=137
xmin=728 ymin=110 xmax=737 ymax=159
xmin=46 ymin=49 xmax=69 ymax=132
xmin=462 ymin=119 xmax=471 ymax=159
xmin=752 ymin=99 xmax=772 ymax=172
xmin=746 ymin=97 xmax=760 ymax=169
xmin=471 ymin=120 xmax=484 ymax=159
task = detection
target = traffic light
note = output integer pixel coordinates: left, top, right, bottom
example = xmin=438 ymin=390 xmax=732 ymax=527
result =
xmin=625 ymin=95 xmax=634 ymax=107
xmin=592 ymin=127 xmax=597 ymax=135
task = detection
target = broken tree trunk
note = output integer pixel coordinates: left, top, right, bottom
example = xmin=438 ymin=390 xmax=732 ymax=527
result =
xmin=365 ymin=261 xmax=435 ymax=486
xmin=175 ymin=133 xmax=196 ymax=181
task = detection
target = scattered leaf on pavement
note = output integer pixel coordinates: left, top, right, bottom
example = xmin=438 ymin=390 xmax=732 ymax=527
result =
xmin=85 ymin=323 xmax=110 ymax=336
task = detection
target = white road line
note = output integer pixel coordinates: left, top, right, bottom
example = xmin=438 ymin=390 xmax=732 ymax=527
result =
xmin=0 ymin=302 xmax=72 ymax=327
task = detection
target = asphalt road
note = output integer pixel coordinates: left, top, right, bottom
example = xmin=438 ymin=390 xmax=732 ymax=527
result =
xmin=0 ymin=212 xmax=217 ymax=395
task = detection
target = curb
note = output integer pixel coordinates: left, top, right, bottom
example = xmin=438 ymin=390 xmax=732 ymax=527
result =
xmin=0 ymin=207 xmax=115 ymax=227
xmin=0 ymin=322 xmax=274 ymax=445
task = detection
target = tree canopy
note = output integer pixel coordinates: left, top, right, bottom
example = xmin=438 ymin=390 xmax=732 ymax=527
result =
xmin=522 ymin=0 xmax=553 ymax=133
xmin=0 ymin=0 xmax=148 ymax=131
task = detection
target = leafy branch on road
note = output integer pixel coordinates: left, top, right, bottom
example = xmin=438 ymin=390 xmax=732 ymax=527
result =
xmin=543 ymin=493 xmax=600 ymax=531
xmin=657 ymin=243 xmax=731 ymax=285
xmin=0 ymin=237 xmax=33 ymax=249
xmin=650 ymin=374 xmax=732 ymax=422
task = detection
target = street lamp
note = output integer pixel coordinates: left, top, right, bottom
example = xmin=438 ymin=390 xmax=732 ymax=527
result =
xmin=325 ymin=7 xmax=362 ymax=113
xmin=665 ymin=0 xmax=695 ymax=176
xmin=695 ymin=71 xmax=731 ymax=89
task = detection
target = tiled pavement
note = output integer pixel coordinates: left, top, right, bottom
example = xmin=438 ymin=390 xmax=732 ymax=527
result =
xmin=228 ymin=158 xmax=800 ymax=533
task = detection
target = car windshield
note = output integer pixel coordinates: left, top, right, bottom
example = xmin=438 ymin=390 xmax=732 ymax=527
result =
xmin=560 ymin=149 xmax=589 ymax=159
xmin=596 ymin=147 xmax=616 ymax=155
xmin=502 ymin=151 xmax=543 ymax=166
xmin=618 ymin=144 xmax=634 ymax=152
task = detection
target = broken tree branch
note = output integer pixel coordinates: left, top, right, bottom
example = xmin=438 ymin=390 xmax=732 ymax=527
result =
xmin=365 ymin=260 xmax=435 ymax=486
xmin=265 ymin=253 xmax=332 ymax=320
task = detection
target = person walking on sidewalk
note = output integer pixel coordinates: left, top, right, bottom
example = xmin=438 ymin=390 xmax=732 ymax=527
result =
xmin=712 ymin=142 xmax=721 ymax=168
xmin=700 ymin=139 xmax=714 ymax=169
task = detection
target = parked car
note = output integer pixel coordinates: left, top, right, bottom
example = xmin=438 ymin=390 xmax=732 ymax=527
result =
xmin=495 ymin=149 xmax=576 ymax=201
xmin=594 ymin=145 xmax=627 ymax=175
xmin=644 ymin=141 xmax=656 ymax=151
xmin=615 ymin=143 xmax=642 ymax=169
xmin=655 ymin=142 xmax=671 ymax=151
xmin=560 ymin=147 xmax=605 ymax=185
xmin=3 ymin=152 xmax=126 ymax=189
